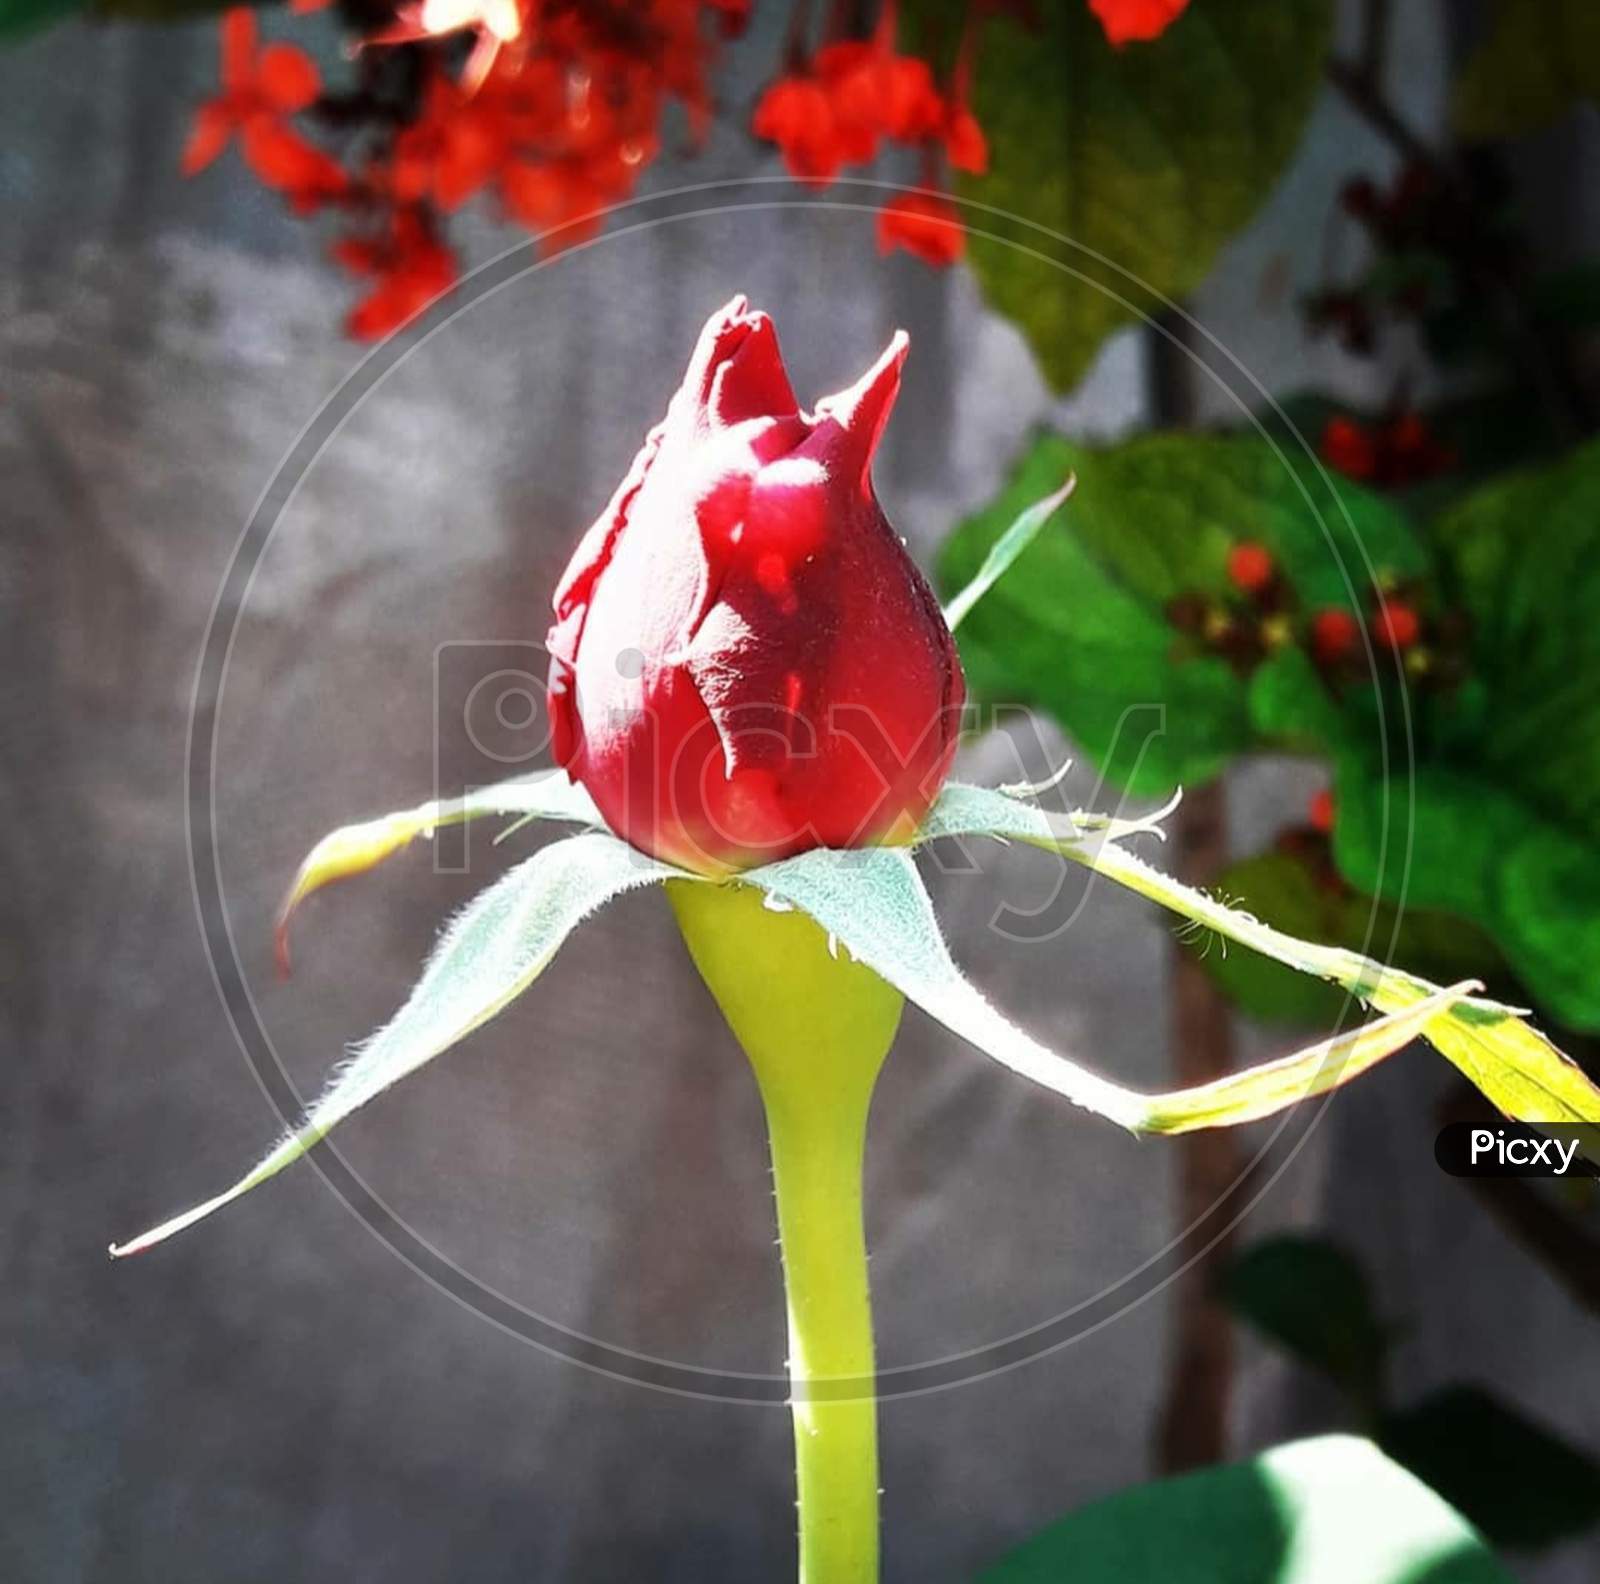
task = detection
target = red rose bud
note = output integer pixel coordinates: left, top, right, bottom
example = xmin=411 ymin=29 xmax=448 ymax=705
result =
xmin=546 ymin=297 xmax=965 ymax=874
xmin=1226 ymin=540 xmax=1275 ymax=595
xmin=1308 ymin=788 xmax=1334 ymax=834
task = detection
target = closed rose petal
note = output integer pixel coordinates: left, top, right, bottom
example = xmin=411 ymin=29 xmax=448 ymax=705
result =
xmin=547 ymin=298 xmax=964 ymax=873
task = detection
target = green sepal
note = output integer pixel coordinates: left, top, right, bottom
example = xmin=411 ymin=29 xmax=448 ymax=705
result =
xmin=113 ymin=830 xmax=668 ymax=1256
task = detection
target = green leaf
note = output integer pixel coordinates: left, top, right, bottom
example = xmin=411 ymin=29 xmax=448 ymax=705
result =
xmin=942 ymin=473 xmax=1075 ymax=632
xmin=275 ymin=769 xmax=603 ymax=972
xmin=921 ymin=781 xmax=1600 ymax=1135
xmin=905 ymin=0 xmax=1332 ymax=391
xmin=1335 ymin=440 xmax=1600 ymax=1030
xmin=112 ymin=831 xmax=671 ymax=1256
xmin=1221 ymin=1236 xmax=1389 ymax=1404
xmin=1335 ymin=772 xmax=1600 ymax=1030
xmin=937 ymin=431 xmax=1426 ymax=797
xmin=1198 ymin=847 xmax=1506 ymax=1029
xmin=1454 ymin=0 xmax=1600 ymax=139
xmin=948 ymin=428 xmax=1600 ymax=1034
xmin=1378 ymin=1386 xmax=1600 ymax=1551
xmin=981 ymin=1434 xmax=1513 ymax=1583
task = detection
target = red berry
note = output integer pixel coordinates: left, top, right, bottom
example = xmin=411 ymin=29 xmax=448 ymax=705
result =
xmin=1310 ymin=608 xmax=1360 ymax=665
xmin=1308 ymin=788 xmax=1334 ymax=834
xmin=1227 ymin=541 xmax=1275 ymax=594
xmin=1373 ymin=598 xmax=1420 ymax=650
xmin=1320 ymin=416 xmax=1377 ymax=481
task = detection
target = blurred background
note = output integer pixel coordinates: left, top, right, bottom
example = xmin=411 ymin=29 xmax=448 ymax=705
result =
xmin=4 ymin=0 xmax=1599 ymax=1579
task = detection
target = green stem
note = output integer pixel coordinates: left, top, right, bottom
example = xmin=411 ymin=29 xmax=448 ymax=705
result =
xmin=667 ymin=879 xmax=904 ymax=1584
xmin=759 ymin=1019 xmax=883 ymax=1584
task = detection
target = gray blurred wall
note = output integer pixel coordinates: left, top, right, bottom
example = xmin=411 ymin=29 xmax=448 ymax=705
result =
xmin=3 ymin=2 xmax=1597 ymax=1580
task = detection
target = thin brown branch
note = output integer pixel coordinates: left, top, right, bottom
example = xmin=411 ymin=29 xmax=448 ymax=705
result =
xmin=1439 ymin=1085 xmax=1600 ymax=1317
xmin=1155 ymin=777 xmax=1245 ymax=1474
xmin=1146 ymin=310 xmax=1244 ymax=1475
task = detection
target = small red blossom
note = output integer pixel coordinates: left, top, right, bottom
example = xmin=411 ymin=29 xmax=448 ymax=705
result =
xmin=943 ymin=102 xmax=988 ymax=175
xmin=877 ymin=191 xmax=965 ymax=266
xmin=1320 ymin=411 xmax=1457 ymax=487
xmin=751 ymin=0 xmax=984 ymax=264
xmin=817 ymin=38 xmax=942 ymax=149
xmin=1308 ymin=788 xmax=1334 ymax=834
xmin=1089 ymin=0 xmax=1191 ymax=47
xmin=1226 ymin=541 xmax=1275 ymax=595
xmin=1382 ymin=412 xmax=1458 ymax=483
xmin=335 ymin=210 xmax=459 ymax=340
xmin=182 ymin=9 xmax=327 ymax=187
xmin=1310 ymin=608 xmax=1361 ymax=666
xmin=1372 ymin=598 xmax=1421 ymax=651
xmin=391 ymin=76 xmax=506 ymax=211
xmin=1320 ymin=415 xmax=1378 ymax=481
xmin=753 ymin=75 xmax=845 ymax=186
xmin=252 ymin=122 xmax=349 ymax=213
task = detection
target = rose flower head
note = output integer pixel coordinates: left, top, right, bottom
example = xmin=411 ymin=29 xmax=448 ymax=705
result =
xmin=546 ymin=297 xmax=964 ymax=874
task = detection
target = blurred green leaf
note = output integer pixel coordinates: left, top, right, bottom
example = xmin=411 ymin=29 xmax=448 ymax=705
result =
xmin=1220 ymin=1236 xmax=1388 ymax=1403
xmin=1454 ymin=0 xmax=1600 ymax=139
xmin=1379 ymin=1386 xmax=1600 ymax=1551
xmin=903 ymin=0 xmax=1331 ymax=392
xmin=982 ymin=1434 xmax=1513 ymax=1583
xmin=1198 ymin=846 xmax=1505 ymax=1029
xmin=937 ymin=430 xmax=1424 ymax=796
xmin=1335 ymin=440 xmax=1600 ymax=1029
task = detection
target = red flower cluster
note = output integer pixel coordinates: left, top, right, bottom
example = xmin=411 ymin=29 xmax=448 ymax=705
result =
xmin=182 ymin=0 xmax=1196 ymax=336
xmin=184 ymin=0 xmax=734 ymax=338
xmin=1171 ymin=531 xmax=1452 ymax=692
xmin=333 ymin=209 xmax=458 ymax=341
xmin=182 ymin=10 xmax=346 ymax=208
xmin=1308 ymin=597 xmax=1422 ymax=664
xmin=1319 ymin=413 xmax=1458 ymax=488
xmin=753 ymin=0 xmax=986 ymax=266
